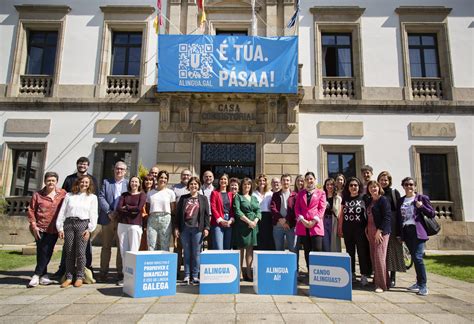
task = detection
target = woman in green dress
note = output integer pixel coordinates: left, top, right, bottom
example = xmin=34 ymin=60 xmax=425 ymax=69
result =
xmin=233 ymin=177 xmax=261 ymax=281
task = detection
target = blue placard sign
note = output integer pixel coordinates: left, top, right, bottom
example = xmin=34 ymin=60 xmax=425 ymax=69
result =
xmin=199 ymin=250 xmax=240 ymax=295
xmin=253 ymin=251 xmax=297 ymax=295
xmin=309 ymin=252 xmax=352 ymax=301
xmin=123 ymin=251 xmax=177 ymax=298
xmin=158 ymin=35 xmax=298 ymax=93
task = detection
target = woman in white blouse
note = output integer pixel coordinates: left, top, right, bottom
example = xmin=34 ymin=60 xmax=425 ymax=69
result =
xmin=56 ymin=175 xmax=98 ymax=288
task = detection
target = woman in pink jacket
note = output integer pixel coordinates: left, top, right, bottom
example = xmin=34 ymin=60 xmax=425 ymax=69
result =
xmin=295 ymin=172 xmax=326 ymax=271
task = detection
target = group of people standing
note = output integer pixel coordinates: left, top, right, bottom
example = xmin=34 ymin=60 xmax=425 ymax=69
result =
xmin=336 ymin=165 xmax=435 ymax=296
xmin=26 ymin=160 xmax=435 ymax=296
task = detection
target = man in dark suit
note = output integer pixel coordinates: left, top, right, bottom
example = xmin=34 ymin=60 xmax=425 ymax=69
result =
xmin=98 ymin=161 xmax=128 ymax=283
xmin=53 ymin=157 xmax=99 ymax=279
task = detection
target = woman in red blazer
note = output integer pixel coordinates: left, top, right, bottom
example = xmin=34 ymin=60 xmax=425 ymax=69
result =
xmin=294 ymin=172 xmax=327 ymax=271
xmin=210 ymin=174 xmax=234 ymax=250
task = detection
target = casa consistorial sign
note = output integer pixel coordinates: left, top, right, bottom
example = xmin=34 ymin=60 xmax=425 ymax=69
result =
xmin=201 ymin=101 xmax=257 ymax=124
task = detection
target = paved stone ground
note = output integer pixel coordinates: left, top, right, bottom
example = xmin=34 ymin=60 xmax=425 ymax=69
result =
xmin=0 ymin=247 xmax=473 ymax=323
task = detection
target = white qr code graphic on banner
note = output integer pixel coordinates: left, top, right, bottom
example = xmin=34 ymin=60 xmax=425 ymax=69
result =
xmin=178 ymin=43 xmax=213 ymax=80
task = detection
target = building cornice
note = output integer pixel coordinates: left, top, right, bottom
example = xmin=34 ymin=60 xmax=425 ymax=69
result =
xmin=99 ymin=5 xmax=155 ymax=15
xmin=309 ymin=6 xmax=365 ymax=18
xmin=395 ymin=6 xmax=452 ymax=17
xmin=14 ymin=4 xmax=71 ymax=14
xmin=206 ymin=5 xmax=261 ymax=14
xmin=300 ymin=100 xmax=474 ymax=115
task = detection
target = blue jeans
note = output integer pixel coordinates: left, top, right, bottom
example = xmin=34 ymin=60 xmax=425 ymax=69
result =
xmin=211 ymin=225 xmax=232 ymax=250
xmin=180 ymin=226 xmax=203 ymax=279
xmin=322 ymin=216 xmax=332 ymax=252
xmin=273 ymin=225 xmax=297 ymax=253
xmin=404 ymin=225 xmax=427 ymax=288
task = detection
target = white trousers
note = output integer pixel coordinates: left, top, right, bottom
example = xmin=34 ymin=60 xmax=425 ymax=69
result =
xmin=117 ymin=223 xmax=143 ymax=262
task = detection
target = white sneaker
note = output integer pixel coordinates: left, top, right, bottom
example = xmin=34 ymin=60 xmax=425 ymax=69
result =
xmin=39 ymin=275 xmax=53 ymax=285
xmin=375 ymin=287 xmax=384 ymax=293
xmin=360 ymin=275 xmax=369 ymax=286
xmin=116 ymin=280 xmax=124 ymax=286
xmin=28 ymin=275 xmax=40 ymax=288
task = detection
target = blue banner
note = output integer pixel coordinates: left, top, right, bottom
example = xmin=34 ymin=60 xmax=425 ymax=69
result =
xmin=157 ymin=35 xmax=298 ymax=94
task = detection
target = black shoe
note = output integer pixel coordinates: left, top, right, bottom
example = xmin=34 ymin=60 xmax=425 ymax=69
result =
xmin=51 ymin=271 xmax=64 ymax=280
xmin=390 ymin=272 xmax=396 ymax=288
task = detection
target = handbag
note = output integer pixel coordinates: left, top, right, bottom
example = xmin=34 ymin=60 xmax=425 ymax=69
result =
xmin=421 ymin=212 xmax=440 ymax=236
xmin=418 ymin=196 xmax=440 ymax=236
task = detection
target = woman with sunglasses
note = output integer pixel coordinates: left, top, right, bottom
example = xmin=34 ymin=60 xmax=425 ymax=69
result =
xmin=338 ymin=177 xmax=371 ymax=286
xmin=397 ymin=177 xmax=435 ymax=296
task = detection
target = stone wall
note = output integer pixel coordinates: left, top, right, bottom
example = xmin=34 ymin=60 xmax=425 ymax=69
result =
xmin=0 ymin=215 xmax=34 ymax=245
xmin=156 ymin=94 xmax=300 ymax=184
xmin=426 ymin=220 xmax=474 ymax=250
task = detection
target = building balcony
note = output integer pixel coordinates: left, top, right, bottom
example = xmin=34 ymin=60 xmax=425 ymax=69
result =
xmin=322 ymin=77 xmax=355 ymax=99
xmin=432 ymin=200 xmax=454 ymax=220
xmin=411 ymin=77 xmax=443 ymax=100
xmin=106 ymin=75 xmax=140 ymax=97
xmin=19 ymin=75 xmax=53 ymax=97
xmin=4 ymin=196 xmax=30 ymax=216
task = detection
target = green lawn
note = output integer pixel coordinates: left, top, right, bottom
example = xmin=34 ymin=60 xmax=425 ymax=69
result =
xmin=424 ymin=255 xmax=474 ymax=283
xmin=0 ymin=250 xmax=61 ymax=271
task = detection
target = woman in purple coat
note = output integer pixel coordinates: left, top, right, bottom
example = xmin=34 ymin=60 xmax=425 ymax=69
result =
xmin=397 ymin=177 xmax=435 ymax=296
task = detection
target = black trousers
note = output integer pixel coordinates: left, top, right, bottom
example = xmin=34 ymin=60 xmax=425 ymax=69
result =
xmin=298 ymin=228 xmax=323 ymax=270
xmin=343 ymin=224 xmax=371 ymax=276
xmin=34 ymin=232 xmax=58 ymax=276
xmin=257 ymin=212 xmax=275 ymax=250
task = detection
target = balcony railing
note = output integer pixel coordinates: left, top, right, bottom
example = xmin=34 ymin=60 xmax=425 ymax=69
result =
xmin=322 ymin=77 xmax=355 ymax=99
xmin=431 ymin=201 xmax=454 ymax=220
xmin=19 ymin=75 xmax=53 ymax=96
xmin=106 ymin=75 xmax=140 ymax=97
xmin=411 ymin=78 xmax=443 ymax=100
xmin=4 ymin=196 xmax=31 ymax=216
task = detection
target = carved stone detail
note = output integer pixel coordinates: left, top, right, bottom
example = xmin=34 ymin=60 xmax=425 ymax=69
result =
xmin=411 ymin=78 xmax=443 ymax=100
xmin=159 ymin=97 xmax=171 ymax=130
xmin=266 ymin=97 xmax=278 ymax=132
xmin=322 ymin=77 xmax=355 ymax=99
xmin=178 ymin=97 xmax=190 ymax=131
xmin=286 ymin=97 xmax=298 ymax=129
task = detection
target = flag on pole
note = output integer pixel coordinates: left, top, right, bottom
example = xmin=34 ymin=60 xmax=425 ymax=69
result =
xmin=197 ymin=0 xmax=206 ymax=28
xmin=251 ymin=0 xmax=257 ymax=35
xmin=153 ymin=0 xmax=162 ymax=34
xmin=286 ymin=0 xmax=300 ymax=29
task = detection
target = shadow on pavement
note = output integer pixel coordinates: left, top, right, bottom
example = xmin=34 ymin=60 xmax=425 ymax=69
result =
xmin=96 ymin=287 xmax=124 ymax=296
xmin=0 ymin=270 xmax=31 ymax=285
